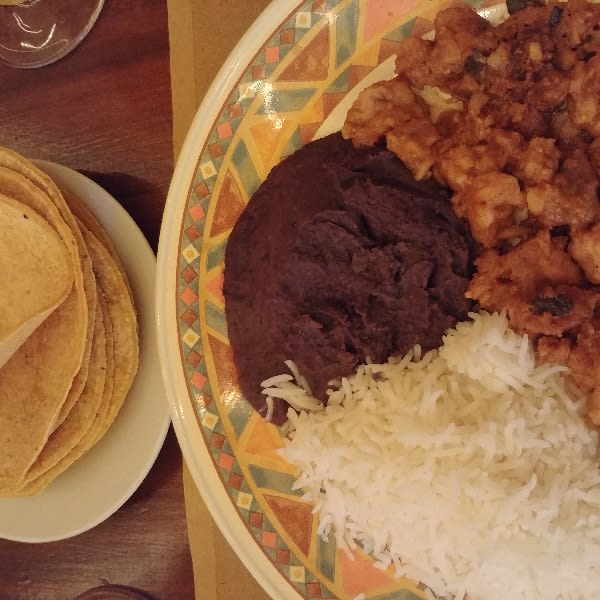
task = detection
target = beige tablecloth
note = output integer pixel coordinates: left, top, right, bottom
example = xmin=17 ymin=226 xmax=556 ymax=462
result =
xmin=166 ymin=1 xmax=273 ymax=598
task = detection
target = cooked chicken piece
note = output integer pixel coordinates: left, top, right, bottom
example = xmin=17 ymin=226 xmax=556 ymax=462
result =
xmin=442 ymin=133 xmax=559 ymax=193
xmin=536 ymin=335 xmax=573 ymax=366
xmin=341 ymin=78 xmax=436 ymax=149
xmin=467 ymin=230 xmax=585 ymax=335
xmin=429 ymin=6 xmax=497 ymax=86
xmin=385 ymin=119 xmax=439 ymax=180
xmin=395 ymin=6 xmax=497 ymax=94
xmin=487 ymin=128 xmax=525 ymax=166
xmin=568 ymin=55 xmax=600 ymax=138
xmin=433 ymin=128 xmax=523 ymax=191
xmin=341 ymin=79 xmax=410 ymax=147
xmin=484 ymin=4 xmax=570 ymax=137
xmin=538 ymin=326 xmax=600 ymax=427
xmin=434 ymin=144 xmax=499 ymax=191
xmin=569 ymin=221 xmax=600 ymax=283
xmin=528 ymin=284 xmax=599 ymax=337
xmin=566 ymin=322 xmax=600 ymax=426
xmin=513 ymin=137 xmax=560 ymax=186
xmin=492 ymin=230 xmax=582 ymax=293
xmin=394 ymin=37 xmax=437 ymax=91
xmin=496 ymin=2 xmax=554 ymax=43
xmin=551 ymin=108 xmax=588 ymax=152
xmin=526 ymin=150 xmax=599 ymax=230
xmin=551 ymin=0 xmax=600 ymax=52
xmin=451 ymin=172 xmax=525 ymax=247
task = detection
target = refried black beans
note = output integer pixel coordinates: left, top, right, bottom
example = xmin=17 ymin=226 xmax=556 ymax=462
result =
xmin=223 ymin=132 xmax=474 ymax=424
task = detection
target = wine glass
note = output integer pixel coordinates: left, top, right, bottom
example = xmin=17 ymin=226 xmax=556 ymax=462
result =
xmin=0 ymin=0 xmax=104 ymax=69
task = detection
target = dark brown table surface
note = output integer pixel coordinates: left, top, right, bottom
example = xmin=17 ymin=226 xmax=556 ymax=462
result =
xmin=0 ymin=1 xmax=195 ymax=599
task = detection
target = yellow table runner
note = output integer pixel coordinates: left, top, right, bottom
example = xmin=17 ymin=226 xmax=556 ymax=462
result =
xmin=167 ymin=1 xmax=272 ymax=598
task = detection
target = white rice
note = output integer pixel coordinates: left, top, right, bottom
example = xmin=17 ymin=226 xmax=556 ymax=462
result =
xmin=265 ymin=311 xmax=600 ymax=600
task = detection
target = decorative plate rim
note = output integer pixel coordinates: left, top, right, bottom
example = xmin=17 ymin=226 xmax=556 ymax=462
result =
xmin=157 ymin=2 xmax=309 ymax=598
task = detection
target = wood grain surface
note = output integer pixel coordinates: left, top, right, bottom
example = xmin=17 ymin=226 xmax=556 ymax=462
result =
xmin=0 ymin=1 xmax=195 ymax=599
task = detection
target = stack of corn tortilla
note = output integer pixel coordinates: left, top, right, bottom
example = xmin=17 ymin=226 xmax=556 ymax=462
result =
xmin=0 ymin=146 xmax=138 ymax=497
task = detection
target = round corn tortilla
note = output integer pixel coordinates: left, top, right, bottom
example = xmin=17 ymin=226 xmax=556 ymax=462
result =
xmin=0 ymin=162 xmax=97 ymax=432
xmin=16 ymin=292 xmax=116 ymax=497
xmin=19 ymin=299 xmax=107 ymax=488
xmin=81 ymin=222 xmax=139 ymax=440
xmin=50 ymin=239 xmax=96 ymax=430
xmin=88 ymin=291 xmax=116 ymax=445
xmin=0 ymin=158 xmax=93 ymax=493
xmin=0 ymin=193 xmax=74 ymax=368
xmin=16 ymin=216 xmax=139 ymax=496
xmin=58 ymin=186 xmax=133 ymax=429
xmin=0 ymin=148 xmax=95 ymax=343
xmin=62 ymin=187 xmax=132 ymax=301
xmin=0 ymin=281 xmax=90 ymax=493
xmin=0 ymin=166 xmax=81 ymax=369
xmin=0 ymin=147 xmax=138 ymax=496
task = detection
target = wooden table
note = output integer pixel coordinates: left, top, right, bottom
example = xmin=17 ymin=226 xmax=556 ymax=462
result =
xmin=0 ymin=1 xmax=196 ymax=599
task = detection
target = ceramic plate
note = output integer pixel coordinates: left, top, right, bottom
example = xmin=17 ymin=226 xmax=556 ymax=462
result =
xmin=157 ymin=1 xmax=504 ymax=598
xmin=0 ymin=161 xmax=171 ymax=543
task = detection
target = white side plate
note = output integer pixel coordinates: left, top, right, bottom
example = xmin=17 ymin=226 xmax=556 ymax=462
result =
xmin=0 ymin=161 xmax=171 ymax=543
